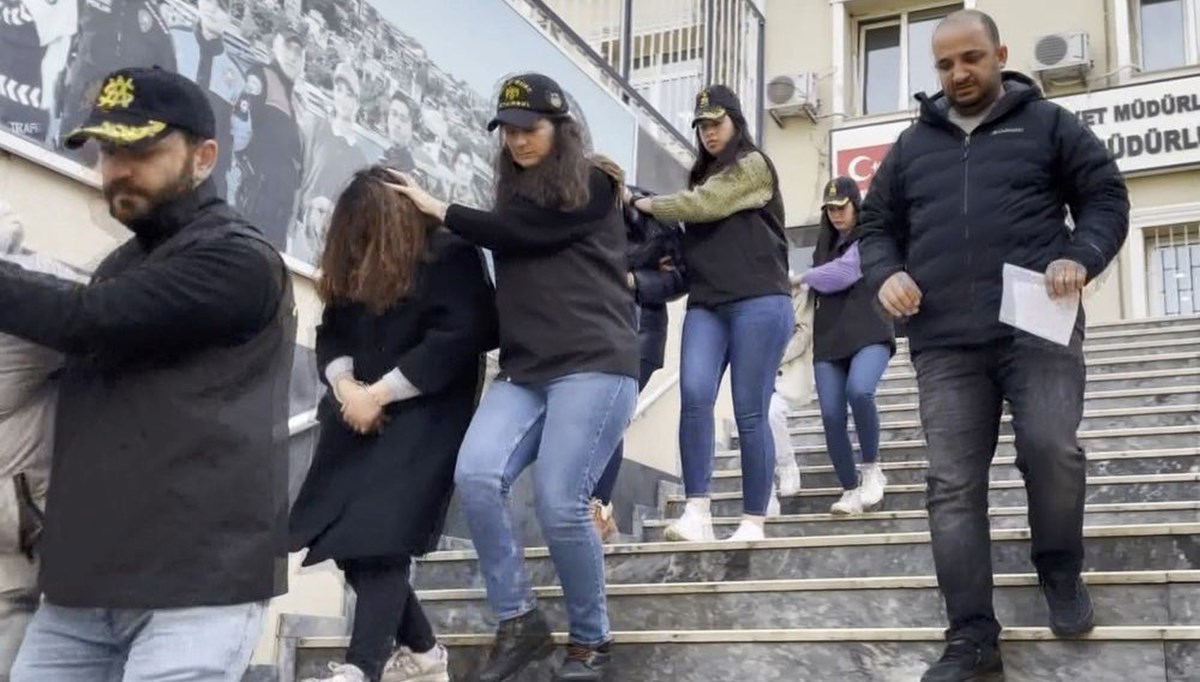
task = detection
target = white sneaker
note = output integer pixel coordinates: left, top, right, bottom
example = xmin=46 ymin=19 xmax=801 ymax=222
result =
xmin=767 ymin=493 xmax=781 ymax=518
xmin=776 ymin=457 xmax=802 ymax=496
xmin=664 ymin=499 xmax=715 ymax=542
xmin=830 ymin=488 xmax=864 ymax=515
xmin=382 ymin=644 xmax=450 ymax=682
xmin=302 ymin=662 xmax=367 ymax=682
xmin=727 ymin=516 xmax=766 ymax=542
xmin=860 ymin=463 xmax=887 ymax=508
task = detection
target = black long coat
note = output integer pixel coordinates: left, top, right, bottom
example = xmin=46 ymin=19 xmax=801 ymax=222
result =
xmin=290 ymin=230 xmax=497 ymax=565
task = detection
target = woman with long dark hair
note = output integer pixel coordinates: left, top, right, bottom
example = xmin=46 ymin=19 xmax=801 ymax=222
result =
xmin=634 ymin=85 xmax=793 ymax=543
xmin=291 ymin=166 xmax=497 ymax=682
xmin=390 ymin=74 xmax=638 ymax=682
xmin=802 ymin=177 xmax=895 ymax=515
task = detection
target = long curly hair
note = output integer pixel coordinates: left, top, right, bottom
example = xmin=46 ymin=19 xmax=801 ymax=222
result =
xmin=317 ymin=166 xmax=438 ymax=313
xmin=493 ymin=117 xmax=592 ymax=211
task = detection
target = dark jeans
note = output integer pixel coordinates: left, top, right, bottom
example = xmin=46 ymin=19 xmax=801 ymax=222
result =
xmin=339 ymin=556 xmax=437 ymax=682
xmin=913 ymin=332 xmax=1087 ymax=644
xmin=814 ymin=344 xmax=892 ymax=490
xmin=591 ymin=359 xmax=659 ymax=504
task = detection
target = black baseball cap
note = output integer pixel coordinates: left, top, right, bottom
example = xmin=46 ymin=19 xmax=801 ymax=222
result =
xmin=822 ymin=176 xmax=862 ymax=208
xmin=487 ymin=73 xmax=570 ymax=131
xmin=692 ymin=85 xmax=742 ymax=127
xmin=64 ymin=66 xmax=216 ymax=149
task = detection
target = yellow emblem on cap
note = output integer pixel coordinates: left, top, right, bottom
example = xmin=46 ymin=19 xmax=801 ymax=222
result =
xmin=699 ymin=90 xmax=710 ymax=108
xmin=827 ymin=183 xmax=838 ymax=198
xmin=502 ymin=78 xmax=531 ymax=107
xmin=97 ymin=75 xmax=136 ymax=109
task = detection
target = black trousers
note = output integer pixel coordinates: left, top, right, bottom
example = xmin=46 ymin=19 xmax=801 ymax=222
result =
xmin=338 ymin=556 xmax=437 ymax=682
xmin=913 ymin=331 xmax=1087 ymax=645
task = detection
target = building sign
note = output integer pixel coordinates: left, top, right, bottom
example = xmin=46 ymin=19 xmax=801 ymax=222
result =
xmin=0 ymin=0 xmax=638 ymax=275
xmin=830 ymin=74 xmax=1200 ymax=192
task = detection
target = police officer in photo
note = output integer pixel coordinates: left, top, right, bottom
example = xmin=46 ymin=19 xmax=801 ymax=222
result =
xmin=233 ymin=19 xmax=307 ymax=251
xmin=0 ymin=0 xmax=77 ymax=142
xmin=171 ymin=0 xmax=245 ymax=199
xmin=0 ymin=66 xmax=293 ymax=680
xmin=58 ymin=0 xmax=176 ymax=162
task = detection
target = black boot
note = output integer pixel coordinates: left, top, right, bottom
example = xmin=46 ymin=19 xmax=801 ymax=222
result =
xmin=1041 ymin=573 xmax=1095 ymax=637
xmin=474 ymin=609 xmax=554 ymax=682
xmin=920 ymin=638 xmax=1004 ymax=682
xmin=553 ymin=641 xmax=613 ymax=681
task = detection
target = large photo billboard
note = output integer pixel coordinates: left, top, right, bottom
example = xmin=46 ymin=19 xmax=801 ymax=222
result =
xmin=0 ymin=0 xmax=640 ymax=273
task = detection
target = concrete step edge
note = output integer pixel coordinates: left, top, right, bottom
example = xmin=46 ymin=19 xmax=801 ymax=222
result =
xmin=671 ymin=472 xmax=1200 ymax=503
xmin=414 ymin=569 xmax=1200 ymax=602
xmin=296 ymin=625 xmax=1200 ymax=648
xmin=640 ymin=501 xmax=1200 ymax=527
xmin=421 ymin=522 xmax=1200 ymax=562
xmin=712 ymin=448 xmax=1200 ymax=478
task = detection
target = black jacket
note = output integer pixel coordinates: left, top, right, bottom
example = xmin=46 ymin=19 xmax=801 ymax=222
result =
xmin=291 ymin=230 xmax=497 ymax=564
xmin=0 ymin=181 xmax=294 ymax=608
xmin=858 ymin=73 xmax=1129 ymax=351
xmin=444 ymin=168 xmax=639 ymax=383
xmin=625 ymin=197 xmax=687 ymax=370
xmin=811 ymin=228 xmax=894 ymax=363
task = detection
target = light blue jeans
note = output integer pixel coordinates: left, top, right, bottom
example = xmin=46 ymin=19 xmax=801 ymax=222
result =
xmin=455 ymin=372 xmax=637 ymax=646
xmin=11 ymin=600 xmax=265 ymax=681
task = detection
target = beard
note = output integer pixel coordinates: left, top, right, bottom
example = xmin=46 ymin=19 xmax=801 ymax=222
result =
xmin=104 ymin=164 xmax=196 ymax=227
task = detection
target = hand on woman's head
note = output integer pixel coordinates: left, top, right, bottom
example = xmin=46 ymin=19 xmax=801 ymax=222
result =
xmin=385 ymin=169 xmax=448 ymax=221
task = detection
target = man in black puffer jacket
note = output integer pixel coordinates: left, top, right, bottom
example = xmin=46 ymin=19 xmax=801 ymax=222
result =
xmin=858 ymin=10 xmax=1128 ymax=682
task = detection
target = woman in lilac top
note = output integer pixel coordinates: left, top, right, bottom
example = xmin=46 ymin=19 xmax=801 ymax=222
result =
xmin=801 ymin=177 xmax=895 ymax=515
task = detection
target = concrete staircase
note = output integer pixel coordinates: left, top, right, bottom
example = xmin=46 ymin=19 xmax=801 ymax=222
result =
xmin=291 ymin=316 xmax=1200 ymax=681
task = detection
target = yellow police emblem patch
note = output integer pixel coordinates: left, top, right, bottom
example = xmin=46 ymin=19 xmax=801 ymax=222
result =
xmin=97 ymin=75 xmax=136 ymax=109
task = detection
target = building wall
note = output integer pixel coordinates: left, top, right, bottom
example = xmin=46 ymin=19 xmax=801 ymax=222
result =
xmin=763 ymin=0 xmax=1200 ymax=323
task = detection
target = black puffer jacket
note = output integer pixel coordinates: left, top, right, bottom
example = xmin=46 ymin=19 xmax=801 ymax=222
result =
xmin=625 ymin=194 xmax=687 ymax=370
xmin=858 ymin=72 xmax=1129 ymax=351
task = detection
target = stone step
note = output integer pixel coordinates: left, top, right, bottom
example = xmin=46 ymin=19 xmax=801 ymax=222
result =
xmin=878 ymin=350 xmax=1200 ymax=380
xmin=710 ymin=449 xmax=1200 ymax=494
xmin=889 ymin=335 xmax=1200 ymax=362
xmin=669 ymin=473 xmax=1200 ymax=518
xmin=782 ymin=404 xmax=1200 ymax=449
xmin=787 ymin=385 xmax=1200 ymax=424
xmin=873 ymin=364 xmax=1200 ymax=394
xmin=640 ymin=501 xmax=1200 ymax=541
xmin=415 ymin=571 xmax=1200 ymax=634
xmin=296 ymin=626 xmax=1200 ymax=681
xmin=414 ymin=523 xmax=1200 ymax=590
xmin=718 ymin=424 xmax=1200 ymax=470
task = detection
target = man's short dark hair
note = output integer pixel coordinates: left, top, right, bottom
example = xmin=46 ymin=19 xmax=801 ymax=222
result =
xmin=938 ymin=9 xmax=1002 ymax=47
xmin=389 ymin=90 xmax=420 ymax=126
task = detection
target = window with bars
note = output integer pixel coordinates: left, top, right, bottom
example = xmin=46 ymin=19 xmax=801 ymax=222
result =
xmin=1146 ymin=224 xmax=1200 ymax=317
xmin=857 ymin=4 xmax=962 ymax=116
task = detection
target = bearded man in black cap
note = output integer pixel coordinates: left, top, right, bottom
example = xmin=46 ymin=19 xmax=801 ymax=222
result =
xmin=0 ymin=66 xmax=293 ymax=681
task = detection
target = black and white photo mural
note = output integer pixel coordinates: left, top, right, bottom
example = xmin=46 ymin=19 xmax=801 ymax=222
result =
xmin=0 ymin=0 xmax=639 ymax=274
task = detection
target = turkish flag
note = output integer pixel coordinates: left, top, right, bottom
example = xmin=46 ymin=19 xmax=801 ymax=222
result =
xmin=835 ymin=143 xmax=894 ymax=193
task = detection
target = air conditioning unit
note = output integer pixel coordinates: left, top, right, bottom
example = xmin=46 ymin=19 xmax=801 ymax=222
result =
xmin=765 ymin=73 xmax=819 ymax=126
xmin=1032 ymin=31 xmax=1092 ymax=82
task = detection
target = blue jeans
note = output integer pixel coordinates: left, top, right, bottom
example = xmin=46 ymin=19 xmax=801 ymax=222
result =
xmin=454 ymin=372 xmax=636 ymax=646
xmin=814 ymin=343 xmax=892 ymax=490
xmin=591 ymin=360 xmax=658 ymax=504
xmin=11 ymin=601 xmax=265 ymax=681
xmin=678 ymin=295 xmax=793 ymax=515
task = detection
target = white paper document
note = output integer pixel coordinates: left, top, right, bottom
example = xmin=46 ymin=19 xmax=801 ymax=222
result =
xmin=999 ymin=263 xmax=1080 ymax=346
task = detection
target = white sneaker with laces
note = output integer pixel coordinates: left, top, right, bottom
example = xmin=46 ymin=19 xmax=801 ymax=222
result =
xmin=382 ymin=643 xmax=450 ymax=682
xmin=860 ymin=463 xmax=887 ymax=508
xmin=664 ymin=499 xmax=715 ymax=542
xmin=727 ymin=516 xmax=766 ymax=542
xmin=776 ymin=457 xmax=802 ymax=496
xmin=302 ymin=662 xmax=367 ymax=682
xmin=830 ymin=488 xmax=864 ymax=515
